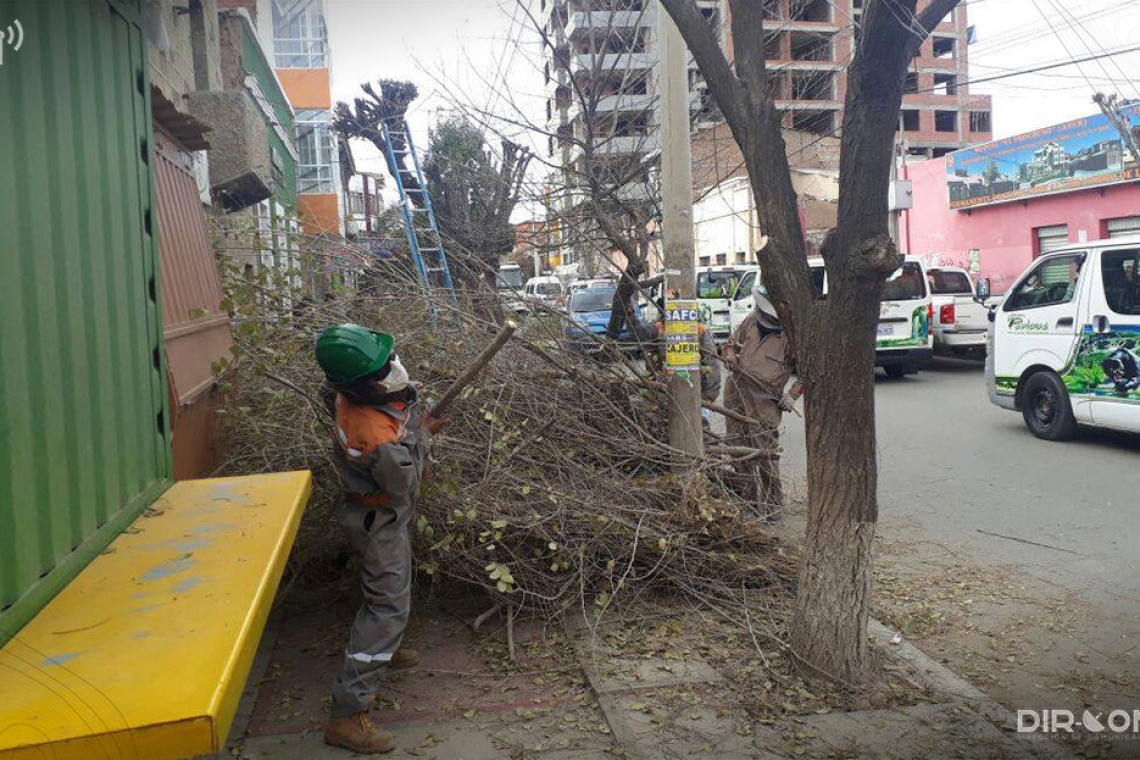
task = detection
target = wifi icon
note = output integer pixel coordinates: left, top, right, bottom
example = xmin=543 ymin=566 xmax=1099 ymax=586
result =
xmin=1 ymin=18 xmax=23 ymax=66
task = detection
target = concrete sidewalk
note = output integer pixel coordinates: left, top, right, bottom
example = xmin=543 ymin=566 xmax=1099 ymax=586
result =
xmin=227 ymin=594 xmax=1077 ymax=760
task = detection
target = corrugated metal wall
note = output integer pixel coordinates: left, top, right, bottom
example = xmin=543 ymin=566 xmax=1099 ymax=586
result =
xmin=0 ymin=0 xmax=172 ymax=644
xmin=153 ymin=131 xmax=235 ymax=478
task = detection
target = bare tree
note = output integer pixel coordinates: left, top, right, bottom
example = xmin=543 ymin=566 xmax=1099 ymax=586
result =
xmin=656 ymin=0 xmax=959 ymax=683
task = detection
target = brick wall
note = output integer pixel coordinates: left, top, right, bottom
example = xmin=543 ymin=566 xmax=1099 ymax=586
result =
xmin=147 ymin=0 xmax=222 ymax=116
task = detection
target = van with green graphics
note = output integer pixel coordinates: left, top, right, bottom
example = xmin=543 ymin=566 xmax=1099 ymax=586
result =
xmin=876 ymin=257 xmax=934 ymax=378
xmin=987 ymin=238 xmax=1140 ymax=440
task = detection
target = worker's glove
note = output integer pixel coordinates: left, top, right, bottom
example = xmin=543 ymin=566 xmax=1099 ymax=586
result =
xmin=778 ymin=392 xmax=798 ymax=414
xmin=420 ymin=412 xmax=450 ymax=435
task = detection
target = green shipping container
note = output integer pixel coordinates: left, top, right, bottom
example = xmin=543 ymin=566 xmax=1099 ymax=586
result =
xmin=0 ymin=0 xmax=171 ymax=646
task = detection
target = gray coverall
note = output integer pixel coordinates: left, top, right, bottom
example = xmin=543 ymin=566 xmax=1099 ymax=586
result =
xmin=328 ymin=394 xmax=431 ymax=717
xmin=724 ymin=311 xmax=792 ymax=515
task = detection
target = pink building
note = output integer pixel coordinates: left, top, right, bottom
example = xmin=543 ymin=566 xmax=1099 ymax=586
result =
xmin=901 ymin=110 xmax=1140 ymax=294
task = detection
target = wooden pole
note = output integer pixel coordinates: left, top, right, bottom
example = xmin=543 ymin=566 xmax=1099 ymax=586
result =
xmin=429 ymin=321 xmax=517 ymax=417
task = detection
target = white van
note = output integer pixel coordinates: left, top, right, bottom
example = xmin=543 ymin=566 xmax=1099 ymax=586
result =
xmin=523 ymin=275 xmax=565 ymax=310
xmin=728 ymin=260 xmax=826 ymax=335
xmin=877 ymin=257 xmax=934 ymax=378
xmin=728 ymin=259 xmax=932 ymax=378
xmin=987 ymin=237 xmax=1140 ymax=440
xmin=698 ymin=266 xmax=751 ymax=342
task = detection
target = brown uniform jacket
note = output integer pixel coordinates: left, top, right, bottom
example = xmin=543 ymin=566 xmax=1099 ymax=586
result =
xmin=724 ymin=312 xmax=793 ymax=428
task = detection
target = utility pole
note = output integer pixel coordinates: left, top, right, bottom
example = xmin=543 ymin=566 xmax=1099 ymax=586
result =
xmin=658 ymin=6 xmax=703 ymax=461
xmin=1094 ymin=92 xmax=1140 ymax=166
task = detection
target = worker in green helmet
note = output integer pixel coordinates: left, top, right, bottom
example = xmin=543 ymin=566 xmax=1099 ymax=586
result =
xmin=315 ymin=324 xmax=448 ymax=754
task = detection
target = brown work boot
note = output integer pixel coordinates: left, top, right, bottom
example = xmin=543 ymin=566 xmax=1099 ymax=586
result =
xmin=390 ymin=647 xmax=421 ymax=670
xmin=324 ymin=711 xmax=396 ymax=754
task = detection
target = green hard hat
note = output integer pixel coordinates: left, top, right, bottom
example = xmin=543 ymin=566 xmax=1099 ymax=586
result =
xmin=315 ymin=324 xmax=395 ymax=384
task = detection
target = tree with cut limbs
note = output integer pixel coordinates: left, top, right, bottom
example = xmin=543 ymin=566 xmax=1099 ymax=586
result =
xmin=334 ymin=81 xmax=531 ymax=322
xmin=657 ymin=0 xmax=960 ymax=683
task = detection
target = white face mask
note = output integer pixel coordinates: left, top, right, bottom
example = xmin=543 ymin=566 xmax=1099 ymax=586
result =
xmin=377 ymin=354 xmax=409 ymax=393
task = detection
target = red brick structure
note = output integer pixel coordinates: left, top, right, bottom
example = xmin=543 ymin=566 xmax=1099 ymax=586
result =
xmin=724 ymin=0 xmax=992 ymax=158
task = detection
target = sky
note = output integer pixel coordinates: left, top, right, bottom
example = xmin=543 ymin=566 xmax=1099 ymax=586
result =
xmin=323 ymin=0 xmax=1140 ymax=198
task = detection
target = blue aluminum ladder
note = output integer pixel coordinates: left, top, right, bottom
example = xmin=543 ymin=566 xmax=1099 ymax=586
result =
xmin=380 ymin=119 xmax=457 ymax=302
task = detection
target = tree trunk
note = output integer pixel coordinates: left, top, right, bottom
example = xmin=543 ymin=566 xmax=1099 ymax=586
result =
xmin=790 ymin=312 xmax=879 ymax=683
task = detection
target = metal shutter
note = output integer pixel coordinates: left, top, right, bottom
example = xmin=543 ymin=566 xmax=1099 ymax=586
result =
xmin=1106 ymin=217 xmax=1140 ymax=238
xmin=1037 ymin=225 xmax=1070 ymax=254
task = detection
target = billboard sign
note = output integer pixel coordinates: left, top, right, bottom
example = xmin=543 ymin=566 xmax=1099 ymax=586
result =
xmin=945 ymin=104 xmax=1140 ymax=210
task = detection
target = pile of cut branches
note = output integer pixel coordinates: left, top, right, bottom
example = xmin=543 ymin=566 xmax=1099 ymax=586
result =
xmin=215 ymin=233 xmax=796 ymax=621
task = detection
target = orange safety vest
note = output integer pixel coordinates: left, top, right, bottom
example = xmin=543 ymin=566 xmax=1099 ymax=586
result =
xmin=334 ymin=395 xmax=412 ymax=506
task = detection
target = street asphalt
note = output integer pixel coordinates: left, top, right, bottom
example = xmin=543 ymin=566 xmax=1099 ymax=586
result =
xmin=776 ymin=356 xmax=1140 ymax=606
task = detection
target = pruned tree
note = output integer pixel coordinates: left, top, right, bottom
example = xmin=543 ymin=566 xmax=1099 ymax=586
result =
xmin=333 ymin=81 xmax=531 ymax=322
xmin=656 ymin=0 xmax=960 ymax=683
xmin=423 ymin=115 xmax=532 ymax=297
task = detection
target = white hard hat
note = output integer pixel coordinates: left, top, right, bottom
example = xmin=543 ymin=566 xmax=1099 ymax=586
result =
xmin=752 ymin=282 xmax=780 ymax=324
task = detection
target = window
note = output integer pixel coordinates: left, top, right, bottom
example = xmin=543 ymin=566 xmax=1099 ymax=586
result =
xmin=901 ymin=110 xmax=920 ymax=131
xmin=903 ymin=72 xmax=919 ymax=94
xmin=882 ymin=262 xmax=927 ymax=301
xmin=715 ymin=253 xmax=728 ymax=266
xmin=791 ymin=31 xmax=833 ymax=61
xmin=546 ymin=99 xmax=552 ymax=122
xmin=933 ymin=73 xmax=957 ymax=96
xmin=763 ymin=0 xmax=781 ymax=19
xmin=698 ymin=270 xmax=741 ymax=299
xmin=734 ymin=271 xmax=756 ymax=300
xmin=1004 ymin=253 xmax=1085 ymax=311
xmin=1105 ymin=216 xmax=1140 ymax=238
xmin=932 ymin=36 xmax=955 ymax=59
xmin=735 ymin=251 xmax=747 ymax=265
xmin=1102 ymin=250 xmax=1140 ymax=316
xmin=935 ymin=110 xmax=956 ymax=133
xmin=1036 ymin=224 xmax=1069 ymax=256
xmin=969 ymin=111 xmax=992 ymax=133
xmin=296 ymin=109 xmax=336 ymax=194
xmin=928 ymin=269 xmax=973 ymax=295
xmin=699 ymin=256 xmax=711 ymax=267
xmin=790 ymin=0 xmax=831 ymax=22
xmin=792 ymin=110 xmax=835 ymax=136
xmin=792 ymin=71 xmax=833 ymax=101
xmin=272 ymin=0 xmax=328 ymax=68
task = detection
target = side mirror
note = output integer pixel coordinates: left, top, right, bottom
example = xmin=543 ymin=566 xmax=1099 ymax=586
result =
xmin=975 ymin=278 xmax=992 ymax=301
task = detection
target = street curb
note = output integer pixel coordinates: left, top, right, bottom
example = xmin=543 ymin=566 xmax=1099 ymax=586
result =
xmin=869 ymin=617 xmax=1078 ymax=760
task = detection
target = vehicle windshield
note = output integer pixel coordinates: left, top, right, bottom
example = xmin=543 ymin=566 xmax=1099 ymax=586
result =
xmin=928 ymin=269 xmax=972 ymax=295
xmin=496 ymin=268 xmax=524 ymax=290
xmin=571 ymin=288 xmax=615 ymax=312
xmin=882 ymin=262 xmax=927 ymax=301
xmin=698 ymin=271 xmax=741 ymax=299
xmin=533 ymin=282 xmax=562 ymax=296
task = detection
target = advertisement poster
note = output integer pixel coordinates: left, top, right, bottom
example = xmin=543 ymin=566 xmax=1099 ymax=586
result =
xmin=945 ymin=103 xmax=1140 ymax=210
xmin=664 ymin=300 xmax=701 ymax=374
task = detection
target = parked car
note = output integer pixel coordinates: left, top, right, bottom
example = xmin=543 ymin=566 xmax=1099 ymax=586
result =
xmin=523 ymin=276 xmax=565 ymax=310
xmin=927 ymin=266 xmax=992 ymax=358
xmin=564 ymin=286 xmax=642 ymax=354
xmin=988 ymin=236 xmax=1140 ymax=440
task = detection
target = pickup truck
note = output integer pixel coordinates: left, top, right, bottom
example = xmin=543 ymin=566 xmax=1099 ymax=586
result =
xmin=928 ymin=266 xmax=992 ymax=358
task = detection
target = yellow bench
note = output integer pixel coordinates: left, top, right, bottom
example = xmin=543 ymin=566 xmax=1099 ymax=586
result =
xmin=0 ymin=471 xmax=311 ymax=760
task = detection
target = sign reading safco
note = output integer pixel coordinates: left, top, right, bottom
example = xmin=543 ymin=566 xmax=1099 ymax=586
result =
xmin=665 ymin=300 xmax=701 ymax=373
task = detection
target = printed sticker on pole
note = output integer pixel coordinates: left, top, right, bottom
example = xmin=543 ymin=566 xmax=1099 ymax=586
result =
xmin=664 ymin=300 xmax=701 ymax=374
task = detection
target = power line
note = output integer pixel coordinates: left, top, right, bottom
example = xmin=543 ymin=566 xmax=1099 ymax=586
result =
xmin=917 ymin=40 xmax=1140 ymax=93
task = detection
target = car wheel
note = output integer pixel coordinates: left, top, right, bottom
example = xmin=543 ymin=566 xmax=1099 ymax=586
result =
xmin=1020 ymin=371 xmax=1077 ymax=441
xmin=884 ymin=365 xmax=906 ymax=379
